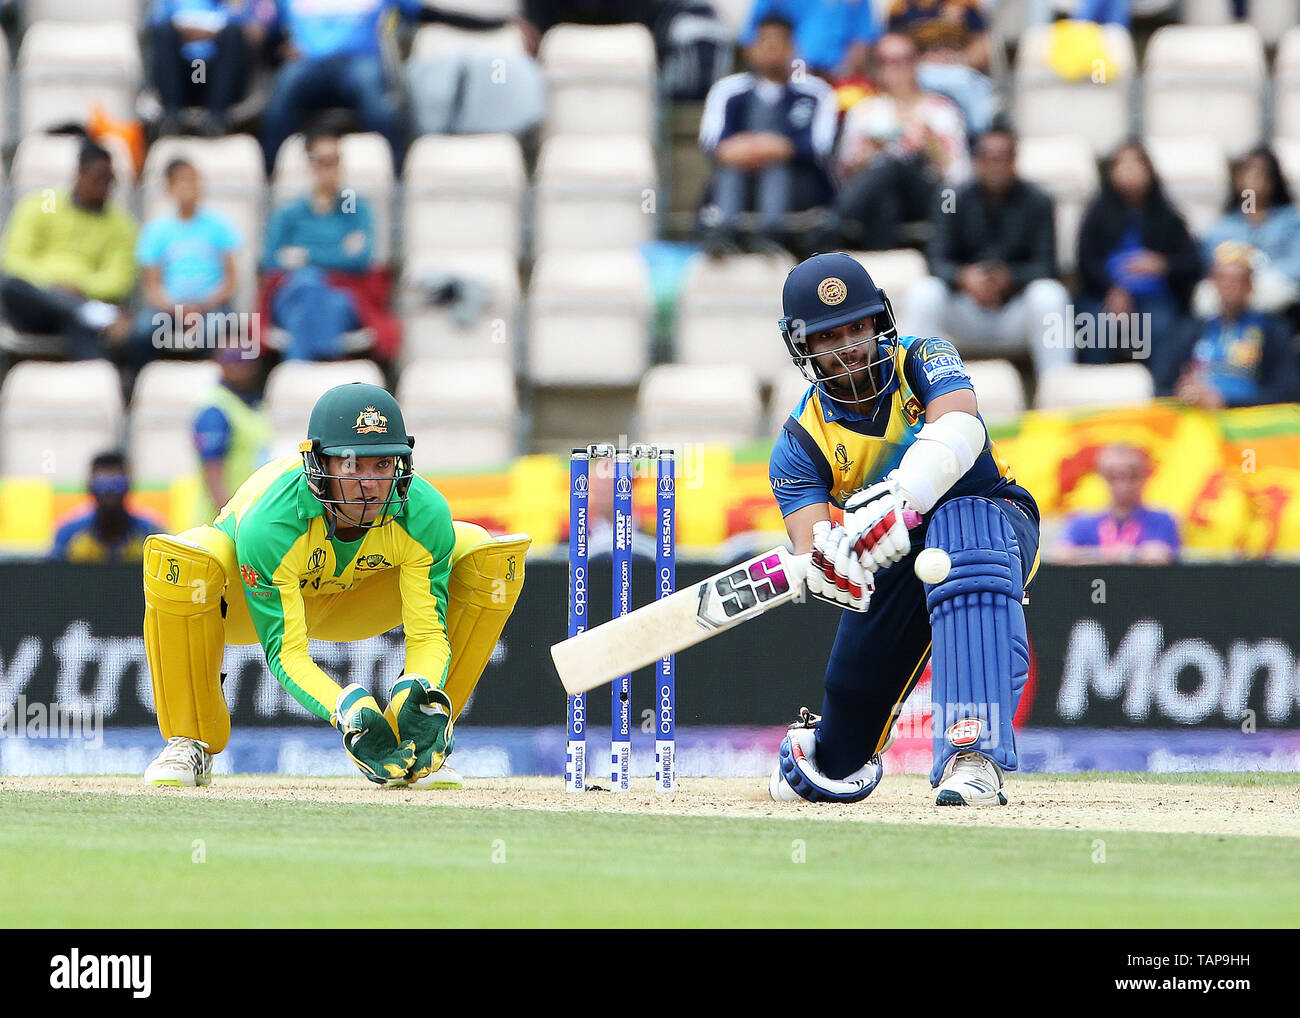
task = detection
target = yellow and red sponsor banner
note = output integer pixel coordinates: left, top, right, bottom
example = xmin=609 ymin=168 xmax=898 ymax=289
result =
xmin=7 ymin=402 xmax=1300 ymax=557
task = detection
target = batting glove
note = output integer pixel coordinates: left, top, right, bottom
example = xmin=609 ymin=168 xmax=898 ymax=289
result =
xmin=806 ymin=520 xmax=874 ymax=612
xmin=844 ymin=478 xmax=913 ymax=573
xmin=387 ymin=673 xmax=455 ymax=782
xmin=332 ymin=684 xmax=417 ymax=786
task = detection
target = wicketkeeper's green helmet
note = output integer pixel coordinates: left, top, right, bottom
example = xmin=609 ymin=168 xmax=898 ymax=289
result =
xmin=300 ymin=382 xmax=415 ymax=529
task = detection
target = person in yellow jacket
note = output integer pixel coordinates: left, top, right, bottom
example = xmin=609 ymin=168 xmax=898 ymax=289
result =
xmin=142 ymin=381 xmax=530 ymax=788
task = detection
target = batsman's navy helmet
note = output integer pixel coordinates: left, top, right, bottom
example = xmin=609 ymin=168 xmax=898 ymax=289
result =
xmin=778 ymin=252 xmax=898 ymax=402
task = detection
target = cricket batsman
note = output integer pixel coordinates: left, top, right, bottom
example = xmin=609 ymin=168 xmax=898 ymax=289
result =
xmin=140 ymin=382 xmax=530 ymax=789
xmin=767 ymin=252 xmax=1040 ymax=806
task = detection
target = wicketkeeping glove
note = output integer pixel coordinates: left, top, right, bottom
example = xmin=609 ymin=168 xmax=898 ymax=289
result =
xmin=332 ymin=683 xmax=417 ymax=785
xmin=844 ymin=477 xmax=913 ymax=572
xmin=806 ymin=519 xmax=875 ymax=612
xmin=387 ymin=673 xmax=455 ymax=782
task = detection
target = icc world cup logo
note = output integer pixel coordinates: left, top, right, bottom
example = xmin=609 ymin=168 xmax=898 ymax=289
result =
xmin=575 ymin=474 xmax=588 ymax=493
xmin=659 ymin=476 xmax=674 ymax=495
xmin=616 ymin=476 xmax=632 ymax=496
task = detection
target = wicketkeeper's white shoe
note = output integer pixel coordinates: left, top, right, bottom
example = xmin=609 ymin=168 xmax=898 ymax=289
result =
xmin=935 ymin=751 xmax=1007 ymax=806
xmin=405 ymin=763 xmax=463 ymax=790
xmin=145 ymin=736 xmax=213 ymax=787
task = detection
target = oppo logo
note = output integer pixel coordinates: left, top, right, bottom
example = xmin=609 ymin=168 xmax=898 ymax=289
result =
xmin=659 ymin=567 xmax=672 ymax=597
xmin=572 ymin=566 xmax=587 ymax=615
xmin=659 ymin=684 xmax=673 ymax=734
xmin=570 ymin=699 xmax=585 ymax=735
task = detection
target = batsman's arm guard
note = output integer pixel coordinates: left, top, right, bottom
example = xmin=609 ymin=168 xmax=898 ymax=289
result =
xmin=439 ymin=522 xmax=532 ymax=719
xmin=143 ymin=528 xmax=235 ymax=753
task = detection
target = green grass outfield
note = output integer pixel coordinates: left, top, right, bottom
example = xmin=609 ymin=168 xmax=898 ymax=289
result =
xmin=2 ymin=773 xmax=1298 ymax=928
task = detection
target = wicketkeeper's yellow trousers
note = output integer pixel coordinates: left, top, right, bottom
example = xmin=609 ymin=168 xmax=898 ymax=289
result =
xmin=142 ymin=521 xmax=530 ymax=753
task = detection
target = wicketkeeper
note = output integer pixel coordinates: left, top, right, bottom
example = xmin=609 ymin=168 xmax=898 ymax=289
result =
xmin=141 ymin=382 xmax=530 ymax=788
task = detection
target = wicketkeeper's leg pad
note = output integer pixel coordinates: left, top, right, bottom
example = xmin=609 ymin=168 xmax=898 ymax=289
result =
xmin=441 ymin=522 xmax=532 ymax=719
xmin=143 ymin=529 xmax=233 ymax=753
xmin=924 ymin=497 xmax=1030 ymax=786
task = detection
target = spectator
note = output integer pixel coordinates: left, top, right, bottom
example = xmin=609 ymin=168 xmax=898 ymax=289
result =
xmin=0 ymin=142 xmax=136 ymax=360
xmin=132 ymin=158 xmax=242 ymax=371
xmin=147 ymin=0 xmax=271 ymax=136
xmin=192 ymin=346 xmax=272 ymax=526
xmin=51 ymin=451 xmax=164 ymax=564
xmin=1165 ymin=243 xmax=1298 ymax=408
xmin=913 ymin=30 xmax=996 ymax=138
xmin=1056 ymin=444 xmax=1179 ymax=564
xmin=887 ymin=0 xmax=991 ymax=73
xmin=1075 ymin=139 xmax=1202 ymax=371
xmin=260 ymin=0 xmax=540 ymax=173
xmin=1201 ymin=146 xmax=1300 ymax=315
xmin=740 ymin=0 xmax=879 ymax=80
xmin=698 ymin=14 xmax=838 ymax=253
xmin=906 ymin=126 xmax=1072 ymax=374
xmin=262 ymin=126 xmax=397 ymax=361
xmin=833 ymin=32 xmax=970 ymax=250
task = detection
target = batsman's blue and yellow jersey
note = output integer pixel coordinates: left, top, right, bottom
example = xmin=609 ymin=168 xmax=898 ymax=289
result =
xmin=769 ymin=334 xmax=1038 ymax=521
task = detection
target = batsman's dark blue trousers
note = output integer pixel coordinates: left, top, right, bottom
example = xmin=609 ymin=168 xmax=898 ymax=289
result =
xmin=814 ymin=495 xmax=1040 ymax=780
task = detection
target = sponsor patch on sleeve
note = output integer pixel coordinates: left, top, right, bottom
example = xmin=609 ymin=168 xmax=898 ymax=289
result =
xmin=921 ymin=354 xmax=966 ymax=384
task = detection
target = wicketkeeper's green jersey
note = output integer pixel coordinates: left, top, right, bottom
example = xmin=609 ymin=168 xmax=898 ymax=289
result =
xmin=213 ymin=455 xmax=456 ymax=722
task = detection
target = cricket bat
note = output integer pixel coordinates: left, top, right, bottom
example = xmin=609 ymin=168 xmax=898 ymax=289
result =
xmin=551 ymin=546 xmax=810 ymax=696
xmin=550 ymin=509 xmax=923 ymax=696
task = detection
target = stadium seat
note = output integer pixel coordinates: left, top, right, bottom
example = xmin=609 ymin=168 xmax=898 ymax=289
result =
xmin=399 ymin=249 xmax=521 ymax=367
xmin=963 ymin=360 xmax=1026 ymax=428
xmin=128 ymin=361 xmax=222 ymax=485
xmin=1274 ymin=136 xmax=1300 ymax=195
xmin=709 ymin=0 xmax=752 ymax=38
xmin=1013 ymin=23 xmax=1135 ymax=158
xmin=263 ymin=360 xmax=385 ymax=459
xmin=767 ymin=370 xmax=813 ymax=434
xmin=431 ymin=0 xmax=521 ymax=15
xmin=1250 ymin=0 xmax=1300 ymax=45
xmin=845 ymin=249 xmax=930 ymax=309
xmin=1142 ymin=24 xmax=1264 ymax=160
xmin=23 ymin=0 xmax=142 ymax=26
xmin=1015 ymin=135 xmax=1099 ymax=273
xmin=272 ymin=133 xmax=394 ymax=264
xmin=674 ymin=252 xmax=795 ymax=383
xmin=1180 ymin=0 xmax=1233 ymax=23
xmin=397 ymin=359 xmax=518 ymax=471
xmin=0 ymin=360 xmax=124 ymax=483
xmin=402 ymin=134 xmax=524 ymax=259
xmin=636 ymin=364 xmax=763 ymax=448
xmin=141 ymin=135 xmax=267 ymax=308
xmin=0 ymin=33 xmax=8 ymax=149
xmin=9 ymin=130 xmax=136 ymax=204
xmin=533 ymin=135 xmax=658 ymax=252
xmin=1274 ymin=27 xmax=1300 ymax=142
xmin=17 ymin=21 xmax=142 ymax=136
xmin=410 ymin=21 xmax=527 ymax=58
xmin=1145 ymin=135 xmax=1229 ymax=237
xmin=527 ymin=250 xmax=651 ymax=386
xmin=538 ymin=23 xmax=657 ymax=139
xmin=1034 ymin=363 xmax=1154 ymax=411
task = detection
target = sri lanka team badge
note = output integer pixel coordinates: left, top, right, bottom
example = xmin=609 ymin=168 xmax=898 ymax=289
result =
xmin=903 ymin=395 xmax=924 ymax=425
xmin=817 ymin=276 xmax=846 ymax=306
xmin=354 ymin=406 xmax=388 ymax=435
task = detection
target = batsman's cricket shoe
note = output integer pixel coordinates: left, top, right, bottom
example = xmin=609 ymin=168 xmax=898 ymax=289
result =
xmin=145 ymin=736 xmax=213 ymax=787
xmin=405 ymin=763 xmax=462 ymax=790
xmin=935 ymin=751 xmax=1006 ymax=806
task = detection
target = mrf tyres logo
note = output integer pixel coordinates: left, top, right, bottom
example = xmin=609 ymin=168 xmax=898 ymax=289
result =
xmin=50 ymin=949 xmax=150 ymax=998
xmin=1055 ymin=620 xmax=1300 ymax=725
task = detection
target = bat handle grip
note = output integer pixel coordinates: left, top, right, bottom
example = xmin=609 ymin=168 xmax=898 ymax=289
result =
xmin=903 ymin=508 xmax=924 ymax=530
